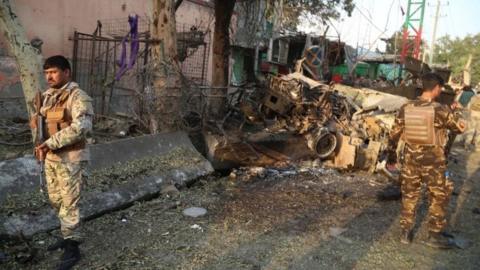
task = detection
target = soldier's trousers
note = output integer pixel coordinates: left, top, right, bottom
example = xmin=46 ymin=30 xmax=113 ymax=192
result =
xmin=400 ymin=161 xmax=453 ymax=233
xmin=45 ymin=159 xmax=85 ymax=241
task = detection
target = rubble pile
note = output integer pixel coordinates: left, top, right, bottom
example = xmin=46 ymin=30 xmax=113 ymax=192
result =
xmin=206 ymin=60 xmax=408 ymax=173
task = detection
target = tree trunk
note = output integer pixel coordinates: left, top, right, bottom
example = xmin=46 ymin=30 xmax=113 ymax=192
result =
xmin=210 ymin=0 xmax=236 ymax=118
xmin=212 ymin=0 xmax=235 ymax=87
xmin=0 ymin=0 xmax=45 ymax=140
xmin=150 ymin=0 xmax=179 ymax=133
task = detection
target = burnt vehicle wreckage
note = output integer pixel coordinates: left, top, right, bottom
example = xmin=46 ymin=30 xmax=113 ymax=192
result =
xmin=202 ymin=57 xmax=455 ymax=176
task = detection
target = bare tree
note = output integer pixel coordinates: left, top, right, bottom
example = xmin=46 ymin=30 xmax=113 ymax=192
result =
xmin=150 ymin=0 xmax=180 ymax=133
xmin=0 ymin=0 xmax=45 ymax=139
xmin=210 ymin=0 xmax=236 ymax=118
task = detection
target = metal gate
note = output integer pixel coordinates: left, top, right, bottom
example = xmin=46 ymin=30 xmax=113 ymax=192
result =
xmin=72 ymin=31 xmax=154 ymax=115
xmin=71 ymin=20 xmax=211 ymax=116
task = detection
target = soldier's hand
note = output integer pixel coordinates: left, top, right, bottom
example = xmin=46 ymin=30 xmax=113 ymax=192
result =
xmin=450 ymin=101 xmax=462 ymax=110
xmin=386 ymin=163 xmax=398 ymax=172
xmin=458 ymin=120 xmax=466 ymax=132
xmin=35 ymin=143 xmax=50 ymax=161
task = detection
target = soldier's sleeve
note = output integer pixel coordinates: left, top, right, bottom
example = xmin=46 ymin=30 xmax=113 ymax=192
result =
xmin=44 ymin=90 xmax=93 ymax=150
xmin=386 ymin=105 xmax=405 ymax=163
xmin=439 ymin=105 xmax=466 ymax=134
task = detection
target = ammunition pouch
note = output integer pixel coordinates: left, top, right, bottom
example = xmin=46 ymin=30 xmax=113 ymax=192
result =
xmin=45 ymin=107 xmax=70 ymax=137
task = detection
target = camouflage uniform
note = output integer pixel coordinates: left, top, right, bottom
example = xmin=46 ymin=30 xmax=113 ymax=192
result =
xmin=464 ymin=95 xmax=480 ymax=150
xmin=388 ymin=98 xmax=465 ymax=233
xmin=40 ymin=81 xmax=93 ymax=241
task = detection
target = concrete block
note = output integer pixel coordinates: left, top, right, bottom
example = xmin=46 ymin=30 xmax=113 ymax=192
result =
xmin=0 ymin=132 xmax=214 ymax=238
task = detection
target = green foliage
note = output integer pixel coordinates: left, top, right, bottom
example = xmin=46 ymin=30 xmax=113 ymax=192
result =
xmin=434 ymin=34 xmax=480 ymax=85
xmin=384 ymin=31 xmax=403 ymax=55
xmin=282 ymin=0 xmax=355 ymax=30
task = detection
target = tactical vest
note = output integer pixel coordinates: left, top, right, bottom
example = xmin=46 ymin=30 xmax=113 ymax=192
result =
xmin=44 ymin=90 xmax=86 ymax=152
xmin=404 ymin=104 xmax=444 ymax=146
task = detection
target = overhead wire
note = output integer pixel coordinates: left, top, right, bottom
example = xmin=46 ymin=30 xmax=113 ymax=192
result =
xmin=355 ymin=4 xmax=386 ymax=34
xmin=355 ymin=0 xmax=396 ymax=54
xmin=355 ymin=5 xmax=361 ymax=48
xmin=384 ymin=0 xmax=396 ymax=31
xmin=447 ymin=1 xmax=456 ymax=38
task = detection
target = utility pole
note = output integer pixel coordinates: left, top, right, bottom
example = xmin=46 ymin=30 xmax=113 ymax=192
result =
xmin=428 ymin=0 xmax=441 ymax=66
xmin=393 ymin=31 xmax=398 ymax=80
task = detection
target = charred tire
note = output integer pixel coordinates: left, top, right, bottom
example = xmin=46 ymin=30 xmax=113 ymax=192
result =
xmin=315 ymin=132 xmax=337 ymax=159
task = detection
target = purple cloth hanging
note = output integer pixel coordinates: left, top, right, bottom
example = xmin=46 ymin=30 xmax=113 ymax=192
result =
xmin=115 ymin=14 xmax=139 ymax=81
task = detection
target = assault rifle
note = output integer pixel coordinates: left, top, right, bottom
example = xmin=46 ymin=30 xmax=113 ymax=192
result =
xmin=33 ymin=91 xmax=46 ymax=193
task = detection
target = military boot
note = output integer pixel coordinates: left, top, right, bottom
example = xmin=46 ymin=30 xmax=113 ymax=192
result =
xmin=57 ymin=239 xmax=81 ymax=270
xmin=376 ymin=184 xmax=402 ymax=201
xmin=400 ymin=229 xmax=413 ymax=244
xmin=424 ymin=232 xmax=455 ymax=249
xmin=47 ymin=237 xmax=66 ymax=251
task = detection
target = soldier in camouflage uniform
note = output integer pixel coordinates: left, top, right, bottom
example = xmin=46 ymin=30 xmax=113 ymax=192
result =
xmin=387 ymin=73 xmax=465 ymax=249
xmin=464 ymin=92 xmax=480 ymax=150
xmin=33 ymin=55 xmax=93 ymax=269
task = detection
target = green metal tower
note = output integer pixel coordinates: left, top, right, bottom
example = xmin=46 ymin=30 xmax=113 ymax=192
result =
xmin=400 ymin=0 xmax=426 ymax=62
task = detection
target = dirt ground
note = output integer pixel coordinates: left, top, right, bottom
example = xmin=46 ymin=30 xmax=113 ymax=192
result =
xmin=1 ymin=144 xmax=480 ymax=270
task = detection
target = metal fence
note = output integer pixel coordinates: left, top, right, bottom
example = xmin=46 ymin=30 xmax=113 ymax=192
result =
xmin=72 ymin=31 xmax=152 ymax=115
xmin=71 ymin=19 xmax=211 ymax=116
xmin=177 ymin=22 xmax=210 ymax=86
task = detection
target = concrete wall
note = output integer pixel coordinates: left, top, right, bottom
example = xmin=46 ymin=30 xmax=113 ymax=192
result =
xmin=0 ymin=0 xmax=151 ymax=58
xmin=0 ymin=0 xmax=217 ymax=119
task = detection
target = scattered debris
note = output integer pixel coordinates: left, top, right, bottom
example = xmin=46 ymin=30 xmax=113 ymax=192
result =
xmin=190 ymin=224 xmax=203 ymax=231
xmin=93 ymin=114 xmax=143 ymax=143
xmin=329 ymin=227 xmax=347 ymax=237
xmin=329 ymin=227 xmax=353 ymax=244
xmin=9 ymin=234 xmax=38 ymax=264
xmin=120 ymin=214 xmax=128 ymax=223
xmin=161 ymin=184 xmax=180 ymax=195
xmin=228 ymin=166 xmax=336 ymax=182
xmin=183 ymin=207 xmax=207 ymax=218
xmin=2 ymin=148 xmax=480 ymax=269
xmin=451 ymin=235 xmax=472 ymax=250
